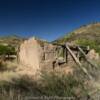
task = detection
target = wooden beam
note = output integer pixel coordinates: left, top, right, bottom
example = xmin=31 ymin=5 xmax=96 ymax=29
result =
xmin=65 ymin=43 xmax=93 ymax=80
xmin=63 ymin=47 xmax=67 ymax=63
xmin=65 ymin=44 xmax=82 ymax=66
xmin=65 ymin=48 xmax=68 ymax=63
xmin=77 ymin=46 xmax=97 ymax=68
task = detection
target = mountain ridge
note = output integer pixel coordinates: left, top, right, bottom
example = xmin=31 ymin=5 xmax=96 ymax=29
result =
xmin=53 ymin=22 xmax=100 ymax=53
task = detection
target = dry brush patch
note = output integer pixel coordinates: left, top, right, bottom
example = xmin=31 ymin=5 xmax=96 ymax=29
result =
xmin=0 ymin=60 xmax=99 ymax=100
xmin=0 ymin=70 xmax=90 ymax=100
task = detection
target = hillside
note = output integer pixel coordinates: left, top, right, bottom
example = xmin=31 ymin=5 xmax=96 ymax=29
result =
xmin=0 ymin=35 xmax=25 ymax=47
xmin=53 ymin=22 xmax=100 ymax=53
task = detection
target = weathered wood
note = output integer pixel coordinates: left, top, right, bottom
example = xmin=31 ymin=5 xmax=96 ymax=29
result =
xmin=77 ymin=51 xmax=80 ymax=60
xmin=65 ymin=44 xmax=82 ymax=66
xmin=53 ymin=43 xmax=90 ymax=52
xmin=62 ymin=47 xmax=67 ymax=63
xmin=77 ymin=46 xmax=97 ymax=68
xmin=65 ymin=48 xmax=68 ymax=63
xmin=65 ymin=43 xmax=93 ymax=80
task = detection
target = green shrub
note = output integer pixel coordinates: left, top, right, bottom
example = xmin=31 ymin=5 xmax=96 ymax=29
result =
xmin=75 ymin=39 xmax=100 ymax=54
xmin=0 ymin=45 xmax=16 ymax=56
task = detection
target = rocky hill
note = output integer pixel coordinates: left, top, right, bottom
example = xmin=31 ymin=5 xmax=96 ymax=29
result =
xmin=53 ymin=22 xmax=100 ymax=53
xmin=0 ymin=35 xmax=25 ymax=47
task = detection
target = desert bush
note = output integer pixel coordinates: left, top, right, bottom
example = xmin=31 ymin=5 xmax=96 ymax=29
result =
xmin=0 ymin=71 xmax=90 ymax=100
xmin=39 ymin=71 xmax=89 ymax=99
xmin=0 ymin=76 xmax=40 ymax=100
xmin=0 ymin=45 xmax=16 ymax=55
xmin=1 ymin=60 xmax=100 ymax=100
xmin=0 ymin=62 xmax=100 ymax=100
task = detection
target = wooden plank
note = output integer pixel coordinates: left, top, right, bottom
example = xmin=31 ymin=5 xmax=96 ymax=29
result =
xmin=77 ymin=46 xmax=97 ymax=68
xmin=63 ymin=47 xmax=67 ymax=63
xmin=65 ymin=43 xmax=93 ymax=80
xmin=65 ymin=44 xmax=82 ymax=66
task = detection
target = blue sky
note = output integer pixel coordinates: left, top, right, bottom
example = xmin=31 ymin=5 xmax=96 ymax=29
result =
xmin=0 ymin=0 xmax=100 ymax=41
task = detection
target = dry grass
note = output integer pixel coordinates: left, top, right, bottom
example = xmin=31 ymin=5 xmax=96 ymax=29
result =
xmin=0 ymin=71 xmax=20 ymax=82
xmin=0 ymin=60 xmax=99 ymax=100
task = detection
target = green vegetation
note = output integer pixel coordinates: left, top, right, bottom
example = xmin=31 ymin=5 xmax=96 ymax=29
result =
xmin=0 ymin=45 xmax=17 ymax=71
xmin=0 ymin=45 xmax=16 ymax=56
xmin=75 ymin=39 xmax=100 ymax=53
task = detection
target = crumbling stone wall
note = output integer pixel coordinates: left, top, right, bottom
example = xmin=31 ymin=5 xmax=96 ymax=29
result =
xmin=19 ymin=37 xmax=43 ymax=75
xmin=18 ymin=37 xmax=57 ymax=75
xmin=42 ymin=43 xmax=57 ymax=61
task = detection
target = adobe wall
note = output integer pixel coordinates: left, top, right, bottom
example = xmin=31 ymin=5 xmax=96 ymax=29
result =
xmin=18 ymin=37 xmax=57 ymax=75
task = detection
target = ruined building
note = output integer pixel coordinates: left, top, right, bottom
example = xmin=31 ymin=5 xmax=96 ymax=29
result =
xmin=18 ymin=37 xmax=99 ymax=75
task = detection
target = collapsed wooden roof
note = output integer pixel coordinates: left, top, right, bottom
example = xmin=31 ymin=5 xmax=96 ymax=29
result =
xmin=53 ymin=43 xmax=97 ymax=80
